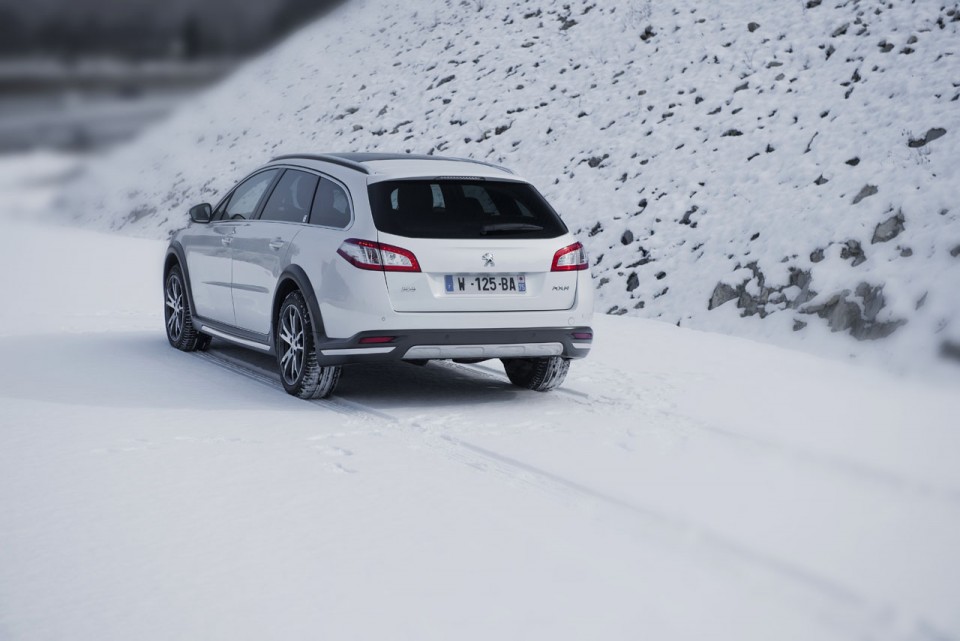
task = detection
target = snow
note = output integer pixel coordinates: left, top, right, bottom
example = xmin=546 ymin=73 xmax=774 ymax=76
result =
xmin=1 ymin=220 xmax=959 ymax=640
xmin=54 ymin=0 xmax=960 ymax=373
xmin=2 ymin=2 xmax=959 ymax=637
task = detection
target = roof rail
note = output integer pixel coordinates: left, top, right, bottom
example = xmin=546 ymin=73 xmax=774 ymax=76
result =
xmin=270 ymin=153 xmax=371 ymax=174
xmin=271 ymin=152 xmax=516 ymax=176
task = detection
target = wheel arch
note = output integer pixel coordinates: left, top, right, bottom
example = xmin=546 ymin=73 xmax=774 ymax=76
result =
xmin=164 ymin=242 xmax=198 ymax=314
xmin=272 ymin=265 xmax=326 ymax=342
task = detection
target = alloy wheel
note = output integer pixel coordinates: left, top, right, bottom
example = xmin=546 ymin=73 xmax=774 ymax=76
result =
xmin=279 ymin=305 xmax=305 ymax=385
xmin=165 ymin=275 xmax=184 ymax=341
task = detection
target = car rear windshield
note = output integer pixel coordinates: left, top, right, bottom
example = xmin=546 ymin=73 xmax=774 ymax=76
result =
xmin=368 ymin=179 xmax=568 ymax=239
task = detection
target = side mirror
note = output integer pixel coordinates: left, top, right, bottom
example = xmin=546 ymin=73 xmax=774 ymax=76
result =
xmin=189 ymin=203 xmax=213 ymax=223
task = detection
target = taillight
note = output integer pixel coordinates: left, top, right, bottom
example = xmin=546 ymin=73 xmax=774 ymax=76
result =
xmin=337 ymin=239 xmax=421 ymax=272
xmin=551 ymin=242 xmax=588 ymax=271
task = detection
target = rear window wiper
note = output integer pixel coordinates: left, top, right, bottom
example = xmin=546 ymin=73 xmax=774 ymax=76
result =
xmin=480 ymin=223 xmax=544 ymax=235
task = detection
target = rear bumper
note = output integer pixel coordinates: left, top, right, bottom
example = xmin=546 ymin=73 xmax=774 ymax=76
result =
xmin=314 ymin=326 xmax=593 ymax=366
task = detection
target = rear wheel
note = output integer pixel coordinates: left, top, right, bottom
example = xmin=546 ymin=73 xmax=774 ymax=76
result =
xmin=277 ymin=290 xmax=341 ymax=399
xmin=164 ymin=265 xmax=210 ymax=352
xmin=502 ymin=356 xmax=570 ymax=392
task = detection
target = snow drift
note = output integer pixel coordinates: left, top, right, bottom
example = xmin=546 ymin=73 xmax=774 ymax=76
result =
xmin=59 ymin=0 xmax=960 ymax=371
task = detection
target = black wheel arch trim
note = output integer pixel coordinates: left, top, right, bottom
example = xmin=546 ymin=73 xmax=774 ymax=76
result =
xmin=164 ymin=242 xmax=198 ymax=315
xmin=273 ymin=265 xmax=327 ymax=342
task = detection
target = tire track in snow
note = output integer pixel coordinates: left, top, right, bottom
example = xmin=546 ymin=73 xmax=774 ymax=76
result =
xmin=448 ymin=361 xmax=960 ymax=509
xmin=188 ymin=348 xmax=950 ymax=641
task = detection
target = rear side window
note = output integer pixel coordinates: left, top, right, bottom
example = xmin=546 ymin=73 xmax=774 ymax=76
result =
xmin=368 ymin=179 xmax=567 ymax=239
xmin=259 ymin=170 xmax=319 ymax=224
xmin=310 ymin=178 xmax=352 ymax=228
xmin=220 ymin=169 xmax=279 ymax=220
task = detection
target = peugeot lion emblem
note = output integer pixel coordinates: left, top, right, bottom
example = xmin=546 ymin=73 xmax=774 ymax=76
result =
xmin=481 ymin=252 xmax=495 ymax=267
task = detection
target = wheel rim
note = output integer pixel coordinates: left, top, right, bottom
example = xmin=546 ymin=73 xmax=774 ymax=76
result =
xmin=279 ymin=305 xmax=305 ymax=385
xmin=165 ymin=275 xmax=184 ymax=341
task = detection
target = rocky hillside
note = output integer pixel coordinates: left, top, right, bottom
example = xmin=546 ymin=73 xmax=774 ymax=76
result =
xmin=60 ymin=0 xmax=960 ymax=371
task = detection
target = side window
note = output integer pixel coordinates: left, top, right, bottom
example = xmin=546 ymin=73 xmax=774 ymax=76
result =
xmin=221 ymin=170 xmax=279 ymax=221
xmin=310 ymin=178 xmax=352 ymax=228
xmin=259 ymin=170 xmax=319 ymax=224
xmin=212 ymin=197 xmax=229 ymax=220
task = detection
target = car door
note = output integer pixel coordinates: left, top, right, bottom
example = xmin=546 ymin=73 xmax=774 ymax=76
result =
xmin=182 ymin=168 xmax=280 ymax=326
xmin=231 ymin=169 xmax=318 ymax=335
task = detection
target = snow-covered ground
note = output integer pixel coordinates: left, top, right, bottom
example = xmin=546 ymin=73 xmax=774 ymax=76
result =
xmin=1 ymin=218 xmax=959 ymax=640
xmin=56 ymin=0 xmax=960 ymax=372
xmin=1 ymin=1 xmax=958 ymax=637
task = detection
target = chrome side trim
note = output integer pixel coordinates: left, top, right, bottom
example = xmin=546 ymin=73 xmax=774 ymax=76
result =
xmin=198 ymin=325 xmax=272 ymax=352
xmin=571 ymin=343 xmax=593 ymax=350
xmin=403 ymin=342 xmax=563 ymax=360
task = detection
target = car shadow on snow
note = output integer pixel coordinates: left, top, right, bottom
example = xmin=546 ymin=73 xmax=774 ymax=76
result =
xmin=0 ymin=332 xmax=521 ymax=410
xmin=209 ymin=339 xmax=523 ymax=410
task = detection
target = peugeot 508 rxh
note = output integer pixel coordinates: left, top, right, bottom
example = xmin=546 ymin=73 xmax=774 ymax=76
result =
xmin=163 ymin=153 xmax=594 ymax=398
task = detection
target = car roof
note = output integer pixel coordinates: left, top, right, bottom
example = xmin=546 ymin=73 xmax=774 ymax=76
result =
xmin=269 ymin=152 xmax=523 ymax=182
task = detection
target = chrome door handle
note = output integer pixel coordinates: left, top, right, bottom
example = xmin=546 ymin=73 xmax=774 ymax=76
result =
xmin=269 ymin=239 xmax=284 ymax=250
xmin=221 ymin=236 xmax=233 ymax=245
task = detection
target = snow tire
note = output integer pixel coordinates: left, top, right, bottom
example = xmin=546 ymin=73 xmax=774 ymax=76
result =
xmin=165 ymin=265 xmax=210 ymax=352
xmin=501 ymin=356 xmax=570 ymax=392
xmin=277 ymin=290 xmax=341 ymax=399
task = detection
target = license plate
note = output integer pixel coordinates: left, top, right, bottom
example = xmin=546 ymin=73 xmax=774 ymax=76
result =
xmin=444 ymin=274 xmax=526 ymax=294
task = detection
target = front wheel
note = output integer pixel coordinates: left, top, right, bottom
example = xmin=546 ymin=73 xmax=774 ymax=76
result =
xmin=164 ymin=265 xmax=210 ymax=352
xmin=276 ymin=290 xmax=341 ymax=399
xmin=502 ymin=356 xmax=570 ymax=392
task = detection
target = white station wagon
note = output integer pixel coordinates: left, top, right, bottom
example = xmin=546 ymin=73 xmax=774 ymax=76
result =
xmin=164 ymin=153 xmax=594 ymax=398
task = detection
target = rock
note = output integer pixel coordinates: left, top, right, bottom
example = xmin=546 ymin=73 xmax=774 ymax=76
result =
xmin=908 ymin=127 xmax=947 ymax=148
xmin=856 ymin=283 xmax=883 ymax=321
xmin=587 ymin=154 xmax=609 ymax=168
xmin=787 ymin=268 xmax=817 ymax=307
xmin=708 ymin=264 xmax=816 ymax=319
xmin=951 ymin=245 xmax=960 ymax=258
xmin=621 ymin=230 xmax=634 ymax=245
xmin=845 ymin=157 xmax=860 ymax=166
xmin=679 ymin=205 xmax=698 ymax=225
xmin=840 ymin=240 xmax=867 ymax=266
xmin=640 ymin=26 xmax=656 ymax=41
xmin=806 ymin=0 xmax=821 ymax=7
xmin=708 ymin=283 xmax=739 ymax=310
xmin=803 ymin=284 xmax=905 ymax=340
xmin=814 ymin=175 xmax=829 ymax=185
xmin=900 ymin=247 xmax=913 ymax=257
xmin=852 ymin=184 xmax=878 ymax=205
xmin=832 ymin=23 xmax=849 ymax=37
xmin=722 ymin=129 xmax=743 ymax=137
xmin=871 ymin=210 xmax=905 ymax=243
xmin=793 ymin=320 xmax=808 ymax=331
xmin=810 ymin=248 xmax=825 ymax=263
xmin=588 ymin=222 xmax=603 ymax=237
xmin=941 ymin=341 xmax=960 ymax=363
xmin=626 ymin=272 xmax=640 ymax=292
xmin=748 ymin=22 xmax=760 ymax=32
xmin=655 ymin=271 xmax=666 ymax=280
